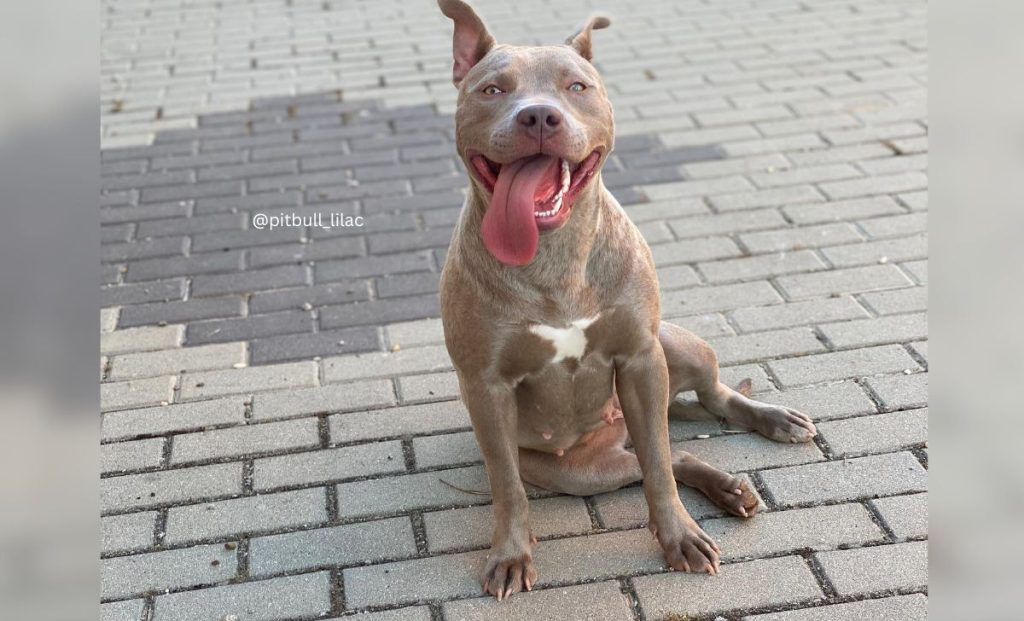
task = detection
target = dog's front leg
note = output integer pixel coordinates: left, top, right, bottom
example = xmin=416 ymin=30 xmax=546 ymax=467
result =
xmin=461 ymin=375 xmax=537 ymax=600
xmin=615 ymin=340 xmax=722 ymax=574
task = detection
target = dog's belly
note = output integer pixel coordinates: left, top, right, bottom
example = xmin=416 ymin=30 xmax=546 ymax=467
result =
xmin=514 ymin=353 xmax=616 ymax=453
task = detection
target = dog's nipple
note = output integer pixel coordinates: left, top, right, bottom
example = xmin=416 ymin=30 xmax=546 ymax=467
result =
xmin=542 ymin=431 xmax=553 ymax=440
xmin=555 ymin=448 xmax=565 ymax=457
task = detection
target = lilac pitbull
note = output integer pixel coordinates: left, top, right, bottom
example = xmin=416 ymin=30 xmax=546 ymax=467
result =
xmin=436 ymin=0 xmax=817 ymax=600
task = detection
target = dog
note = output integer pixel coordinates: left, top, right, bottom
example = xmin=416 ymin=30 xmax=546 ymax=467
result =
xmin=436 ymin=0 xmax=818 ymax=600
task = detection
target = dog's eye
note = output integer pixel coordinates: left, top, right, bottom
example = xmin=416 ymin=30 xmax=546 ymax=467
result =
xmin=568 ymin=82 xmax=587 ymax=92
xmin=482 ymin=85 xmax=505 ymax=95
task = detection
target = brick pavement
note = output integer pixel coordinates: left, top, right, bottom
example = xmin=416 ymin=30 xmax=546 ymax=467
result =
xmin=100 ymin=0 xmax=928 ymax=619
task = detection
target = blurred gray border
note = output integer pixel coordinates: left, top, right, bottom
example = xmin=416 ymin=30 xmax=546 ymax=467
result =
xmin=930 ymin=0 xmax=1024 ymax=618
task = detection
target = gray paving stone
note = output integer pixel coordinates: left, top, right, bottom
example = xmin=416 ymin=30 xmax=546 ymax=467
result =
xmin=109 ymin=342 xmax=246 ymax=380
xmin=398 ymin=372 xmax=460 ymax=403
xmin=707 ymin=327 xmax=826 ymax=365
xmin=249 ymin=236 xmax=366 ymax=268
xmin=337 ymin=465 xmax=492 ymax=519
xmin=249 ymin=281 xmax=372 ymax=314
xmin=860 ymin=286 xmax=927 ymax=315
xmin=424 ymin=496 xmax=592 ymax=553
xmin=101 ymin=599 xmax=145 ymax=621
xmin=760 ymin=451 xmax=928 ymax=508
xmin=117 ymin=297 xmax=245 ymax=328
xmin=820 ymin=312 xmax=928 ymax=349
xmin=665 ymin=312 xmax=734 ymax=340
xmin=101 ymin=376 xmax=176 ymax=412
xmin=251 ymin=381 xmax=395 ymax=420
xmin=731 ymin=297 xmax=869 ymax=333
xmin=185 ymin=309 xmax=313 ymax=345
xmin=815 ymin=540 xmax=928 ymax=596
xmin=866 ymin=372 xmax=929 ymax=410
xmin=254 ymin=441 xmax=405 ymax=490
xmin=102 ymin=511 xmax=157 ymax=554
xmin=412 ymin=431 xmax=479 ymax=468
xmin=102 ymin=279 xmax=186 ymax=308
xmin=191 ymin=264 xmax=309 ymax=297
xmin=662 ymin=281 xmax=783 ymax=317
xmin=164 ymin=487 xmax=328 ymax=544
xmin=251 ymin=326 xmax=380 ymax=363
xmin=649 ymin=236 xmax=744 ymax=266
xmin=859 ymin=212 xmax=928 ymax=239
xmin=902 ymin=259 xmax=928 ymax=284
xmin=592 ymin=478 xmax=754 ymax=529
xmin=634 ymin=555 xmax=822 ymax=619
xmin=443 ymin=581 xmax=634 ymax=621
xmin=744 ymin=594 xmax=928 ymax=620
xmin=152 ymin=571 xmax=332 ymax=621
xmin=323 ymin=345 xmax=452 ymax=382
xmin=819 ymin=171 xmax=927 ymax=200
xmin=179 ymin=361 xmax=319 ymax=400
xmin=740 ymin=223 xmax=864 ymax=253
xmin=100 ymin=202 xmax=189 ymax=225
xmin=101 ymin=325 xmax=184 ymax=355
xmin=777 ymin=264 xmax=913 ymax=299
xmin=386 ymin=318 xmax=445 ymax=348
xmin=667 ymin=209 xmax=786 ymax=240
xmin=769 ymin=345 xmax=921 ymax=387
xmin=822 ymin=234 xmax=928 ymax=268
xmin=656 ymin=264 xmax=703 ymax=290
xmin=756 ymin=380 xmax=877 ymax=421
xmin=171 ymin=418 xmax=320 ymax=464
xmin=345 ymin=528 xmax=664 ymax=608
xmin=135 ymin=213 xmax=243 ymax=238
xmin=871 ymin=492 xmax=928 ymax=539
xmin=709 ymin=185 xmax=824 ymax=212
xmin=674 ymin=432 xmax=824 ymax=473
xmin=782 ymin=196 xmax=905 ymax=225
xmin=249 ymin=517 xmax=416 ymax=577
xmin=818 ymin=409 xmax=928 ymax=457
xmin=705 ymin=502 xmax=884 ymax=561
xmin=336 ymin=607 xmax=431 ymax=621
xmin=101 ymin=462 xmax=242 ymax=512
xmin=101 ymin=438 xmax=165 ymax=473
xmin=101 ymin=236 xmax=187 ymax=263
xmin=319 ymin=294 xmax=440 ymax=329
xmin=101 ymin=543 xmax=237 ymax=599
xmin=699 ymin=250 xmax=826 ymax=283
xmin=316 ymin=250 xmax=433 ymax=282
xmin=126 ymin=251 xmax=244 ymax=282
xmin=329 ymin=400 xmax=469 ymax=443
xmin=749 ymin=163 xmax=861 ymax=188
xmin=102 ymin=398 xmax=247 ymax=440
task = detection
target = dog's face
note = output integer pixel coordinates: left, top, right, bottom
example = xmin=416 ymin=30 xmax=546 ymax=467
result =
xmin=439 ymin=0 xmax=613 ymax=266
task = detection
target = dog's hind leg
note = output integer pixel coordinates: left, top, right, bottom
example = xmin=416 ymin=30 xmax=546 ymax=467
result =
xmin=518 ymin=419 xmax=758 ymax=518
xmin=659 ymin=321 xmax=817 ymax=444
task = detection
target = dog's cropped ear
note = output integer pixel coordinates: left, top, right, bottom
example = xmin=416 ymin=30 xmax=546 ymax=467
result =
xmin=438 ymin=0 xmax=496 ymax=87
xmin=565 ymin=14 xmax=611 ymax=62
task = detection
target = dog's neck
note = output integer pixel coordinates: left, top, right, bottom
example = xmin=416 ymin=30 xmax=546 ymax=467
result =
xmin=456 ymin=175 xmax=613 ymax=301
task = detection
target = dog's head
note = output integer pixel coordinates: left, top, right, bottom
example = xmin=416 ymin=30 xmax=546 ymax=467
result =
xmin=438 ymin=0 xmax=614 ymax=266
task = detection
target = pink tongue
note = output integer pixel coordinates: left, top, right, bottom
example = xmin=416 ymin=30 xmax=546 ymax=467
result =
xmin=481 ymin=154 xmax=559 ymax=266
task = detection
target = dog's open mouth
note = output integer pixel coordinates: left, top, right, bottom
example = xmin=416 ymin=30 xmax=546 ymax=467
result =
xmin=469 ymin=150 xmax=602 ymax=266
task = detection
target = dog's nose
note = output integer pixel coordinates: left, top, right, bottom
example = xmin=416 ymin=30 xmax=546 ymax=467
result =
xmin=517 ymin=105 xmax=563 ymax=139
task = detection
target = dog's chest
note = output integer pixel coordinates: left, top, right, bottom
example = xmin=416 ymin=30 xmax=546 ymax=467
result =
xmin=527 ymin=316 xmax=598 ymax=364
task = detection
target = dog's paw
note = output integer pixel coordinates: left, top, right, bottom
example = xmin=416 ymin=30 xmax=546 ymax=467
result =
xmin=701 ymin=472 xmax=761 ymax=519
xmin=480 ymin=544 xmax=538 ymax=601
xmin=649 ymin=511 xmax=721 ymax=575
xmin=750 ymin=403 xmax=817 ymax=443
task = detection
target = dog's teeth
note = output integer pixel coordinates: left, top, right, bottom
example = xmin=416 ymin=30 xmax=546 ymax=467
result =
xmin=560 ymin=159 xmax=570 ymax=193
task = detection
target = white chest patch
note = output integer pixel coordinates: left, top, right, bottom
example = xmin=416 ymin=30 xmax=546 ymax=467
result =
xmin=528 ymin=315 xmax=599 ymax=363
